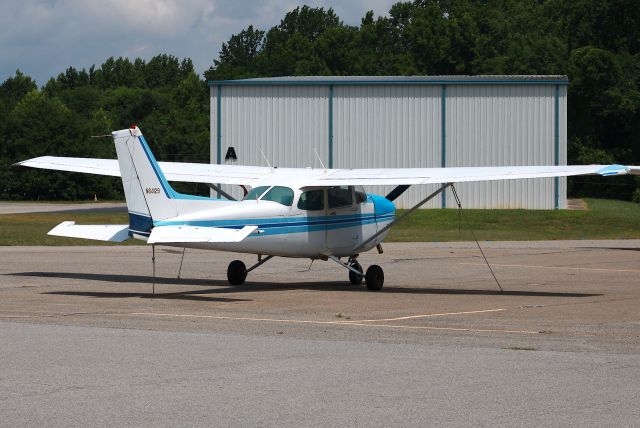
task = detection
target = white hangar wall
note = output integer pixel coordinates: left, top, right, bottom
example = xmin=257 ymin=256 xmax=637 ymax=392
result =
xmin=209 ymin=76 xmax=568 ymax=209
xmin=445 ymin=84 xmax=567 ymax=209
xmin=332 ymin=85 xmax=442 ymax=209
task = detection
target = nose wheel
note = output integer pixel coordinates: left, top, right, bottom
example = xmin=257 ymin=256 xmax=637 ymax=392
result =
xmin=364 ymin=265 xmax=384 ymax=291
xmin=329 ymin=256 xmax=384 ymax=291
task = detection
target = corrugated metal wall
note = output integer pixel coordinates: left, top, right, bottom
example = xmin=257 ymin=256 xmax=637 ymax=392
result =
xmin=333 ymin=85 xmax=442 ymax=208
xmin=212 ymin=85 xmax=328 ymax=199
xmin=444 ymin=84 xmax=561 ymax=209
xmin=558 ymin=85 xmax=568 ymax=208
xmin=210 ymin=81 xmax=567 ymax=209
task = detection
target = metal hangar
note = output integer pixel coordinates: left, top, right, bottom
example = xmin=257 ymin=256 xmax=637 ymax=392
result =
xmin=208 ymin=75 xmax=568 ymax=209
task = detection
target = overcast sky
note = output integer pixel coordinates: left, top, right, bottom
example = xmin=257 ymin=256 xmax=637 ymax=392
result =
xmin=1 ymin=0 xmax=397 ymax=86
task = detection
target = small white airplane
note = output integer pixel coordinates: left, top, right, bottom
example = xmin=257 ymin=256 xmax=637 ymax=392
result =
xmin=17 ymin=126 xmax=640 ymax=290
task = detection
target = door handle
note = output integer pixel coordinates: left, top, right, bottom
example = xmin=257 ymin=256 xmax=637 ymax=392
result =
xmin=329 ymin=211 xmax=336 ymax=216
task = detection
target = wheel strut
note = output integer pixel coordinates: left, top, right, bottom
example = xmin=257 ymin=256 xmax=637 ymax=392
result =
xmin=328 ymin=256 xmax=383 ymax=290
xmin=328 ymin=255 xmax=363 ymax=276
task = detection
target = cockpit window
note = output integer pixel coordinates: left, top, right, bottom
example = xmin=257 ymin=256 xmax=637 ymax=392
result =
xmin=328 ymin=186 xmax=353 ymax=208
xmin=243 ymin=186 xmax=270 ymax=201
xmin=297 ymin=189 xmax=324 ymax=211
xmin=261 ymin=186 xmax=294 ymax=206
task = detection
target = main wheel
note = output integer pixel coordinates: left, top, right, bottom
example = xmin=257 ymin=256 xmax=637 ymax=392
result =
xmin=365 ymin=265 xmax=384 ymax=291
xmin=348 ymin=261 xmax=363 ymax=285
xmin=227 ymin=260 xmax=247 ymax=285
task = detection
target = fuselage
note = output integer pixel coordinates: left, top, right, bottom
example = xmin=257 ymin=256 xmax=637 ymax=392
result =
xmin=133 ymin=186 xmax=395 ymax=258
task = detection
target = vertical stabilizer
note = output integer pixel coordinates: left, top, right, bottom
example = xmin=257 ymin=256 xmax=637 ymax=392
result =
xmin=112 ymin=127 xmax=178 ymax=228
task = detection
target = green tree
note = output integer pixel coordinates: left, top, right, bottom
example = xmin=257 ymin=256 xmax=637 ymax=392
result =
xmin=206 ymin=26 xmax=265 ymax=80
xmin=0 ymin=70 xmax=37 ymax=110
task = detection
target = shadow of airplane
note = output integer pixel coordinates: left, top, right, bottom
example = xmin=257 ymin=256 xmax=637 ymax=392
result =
xmin=10 ymin=271 xmax=217 ymax=286
xmin=8 ymin=271 xmax=602 ymax=298
xmin=593 ymin=247 xmax=640 ymax=252
xmin=44 ymin=290 xmax=249 ymax=303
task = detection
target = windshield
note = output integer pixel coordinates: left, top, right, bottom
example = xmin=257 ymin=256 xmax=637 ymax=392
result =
xmin=243 ymin=186 xmax=270 ymax=201
xmin=261 ymin=186 xmax=294 ymax=206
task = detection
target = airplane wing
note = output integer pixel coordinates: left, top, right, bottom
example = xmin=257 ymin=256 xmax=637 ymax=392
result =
xmin=147 ymin=225 xmax=258 ymax=244
xmin=15 ymin=156 xmax=272 ymax=187
xmin=48 ymin=221 xmax=130 ymax=242
xmin=299 ymin=164 xmax=640 ymax=187
xmin=16 ymin=156 xmax=639 ymax=187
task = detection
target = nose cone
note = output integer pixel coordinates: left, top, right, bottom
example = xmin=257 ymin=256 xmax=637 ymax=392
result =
xmin=370 ymin=194 xmax=396 ymax=217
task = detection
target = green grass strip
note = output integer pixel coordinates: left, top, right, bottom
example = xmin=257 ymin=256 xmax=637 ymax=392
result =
xmin=0 ymin=198 xmax=639 ymax=246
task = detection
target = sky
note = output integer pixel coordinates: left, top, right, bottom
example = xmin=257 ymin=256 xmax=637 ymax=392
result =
xmin=0 ymin=0 xmax=397 ymax=86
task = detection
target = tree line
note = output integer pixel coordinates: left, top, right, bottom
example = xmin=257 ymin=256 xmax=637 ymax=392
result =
xmin=1 ymin=0 xmax=638 ymax=201
xmin=0 ymin=55 xmax=209 ymax=199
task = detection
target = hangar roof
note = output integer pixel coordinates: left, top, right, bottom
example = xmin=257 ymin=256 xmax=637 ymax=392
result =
xmin=208 ymin=75 xmax=568 ymax=86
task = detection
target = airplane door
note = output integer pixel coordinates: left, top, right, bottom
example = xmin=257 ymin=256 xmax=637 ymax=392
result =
xmin=285 ymin=188 xmax=327 ymax=257
xmin=326 ymin=186 xmax=361 ymax=255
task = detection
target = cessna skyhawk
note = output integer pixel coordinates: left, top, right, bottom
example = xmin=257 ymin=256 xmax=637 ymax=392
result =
xmin=17 ymin=126 xmax=639 ymax=290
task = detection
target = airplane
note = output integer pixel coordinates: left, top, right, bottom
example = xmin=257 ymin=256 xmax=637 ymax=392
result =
xmin=16 ymin=125 xmax=640 ymax=291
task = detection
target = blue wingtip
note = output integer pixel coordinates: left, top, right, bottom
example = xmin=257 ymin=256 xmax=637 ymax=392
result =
xmin=597 ymin=164 xmax=628 ymax=176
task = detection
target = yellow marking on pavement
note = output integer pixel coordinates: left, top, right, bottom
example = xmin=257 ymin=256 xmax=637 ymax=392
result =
xmin=460 ymin=262 xmax=640 ymax=273
xmin=342 ymin=308 xmax=506 ymax=323
xmin=128 ymin=312 xmax=538 ymax=335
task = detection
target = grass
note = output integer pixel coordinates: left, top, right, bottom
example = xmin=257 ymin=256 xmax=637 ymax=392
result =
xmin=0 ymin=198 xmax=639 ymax=246
xmin=386 ymin=198 xmax=640 ymax=242
xmin=0 ymin=210 xmax=139 ymax=246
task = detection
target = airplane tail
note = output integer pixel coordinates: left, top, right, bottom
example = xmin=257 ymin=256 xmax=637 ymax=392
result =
xmin=112 ymin=126 xmax=253 ymax=244
xmin=112 ymin=126 xmax=181 ymax=237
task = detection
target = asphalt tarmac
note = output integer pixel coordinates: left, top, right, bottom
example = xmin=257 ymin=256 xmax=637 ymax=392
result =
xmin=1 ymin=242 xmax=639 ymax=426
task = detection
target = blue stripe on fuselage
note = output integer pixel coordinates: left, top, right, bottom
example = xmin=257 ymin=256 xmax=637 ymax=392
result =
xmin=153 ymin=213 xmax=395 ymax=237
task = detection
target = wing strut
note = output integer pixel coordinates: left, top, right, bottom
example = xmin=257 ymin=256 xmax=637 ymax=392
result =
xmin=206 ymin=183 xmax=237 ymax=201
xmin=385 ymin=185 xmax=410 ymax=202
xmin=355 ymin=183 xmax=452 ymax=253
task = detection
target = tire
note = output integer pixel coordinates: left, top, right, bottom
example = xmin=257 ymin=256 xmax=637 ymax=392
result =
xmin=227 ymin=260 xmax=247 ymax=285
xmin=365 ymin=265 xmax=384 ymax=291
xmin=348 ymin=261 xmax=363 ymax=285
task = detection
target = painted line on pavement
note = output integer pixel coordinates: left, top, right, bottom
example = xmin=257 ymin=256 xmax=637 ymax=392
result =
xmin=127 ymin=312 xmax=539 ymax=335
xmin=342 ymin=308 xmax=506 ymax=323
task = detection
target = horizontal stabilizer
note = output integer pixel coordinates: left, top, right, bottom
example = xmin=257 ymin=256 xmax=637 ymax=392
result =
xmin=48 ymin=221 xmax=130 ymax=242
xmin=147 ymin=225 xmax=258 ymax=244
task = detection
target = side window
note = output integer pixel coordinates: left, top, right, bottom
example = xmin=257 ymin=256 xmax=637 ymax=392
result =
xmin=297 ymin=189 xmax=324 ymax=211
xmin=261 ymin=186 xmax=294 ymax=206
xmin=328 ymin=186 xmax=353 ymax=209
xmin=354 ymin=186 xmax=367 ymax=204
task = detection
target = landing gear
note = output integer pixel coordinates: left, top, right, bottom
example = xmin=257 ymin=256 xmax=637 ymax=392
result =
xmin=227 ymin=260 xmax=247 ymax=285
xmin=348 ymin=260 xmax=363 ymax=285
xmin=328 ymin=256 xmax=384 ymax=291
xmin=227 ymin=255 xmax=274 ymax=285
xmin=365 ymin=265 xmax=384 ymax=291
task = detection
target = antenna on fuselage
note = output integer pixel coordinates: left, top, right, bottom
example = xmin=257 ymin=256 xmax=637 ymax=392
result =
xmin=314 ymin=148 xmax=327 ymax=173
xmin=259 ymin=148 xmax=273 ymax=170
